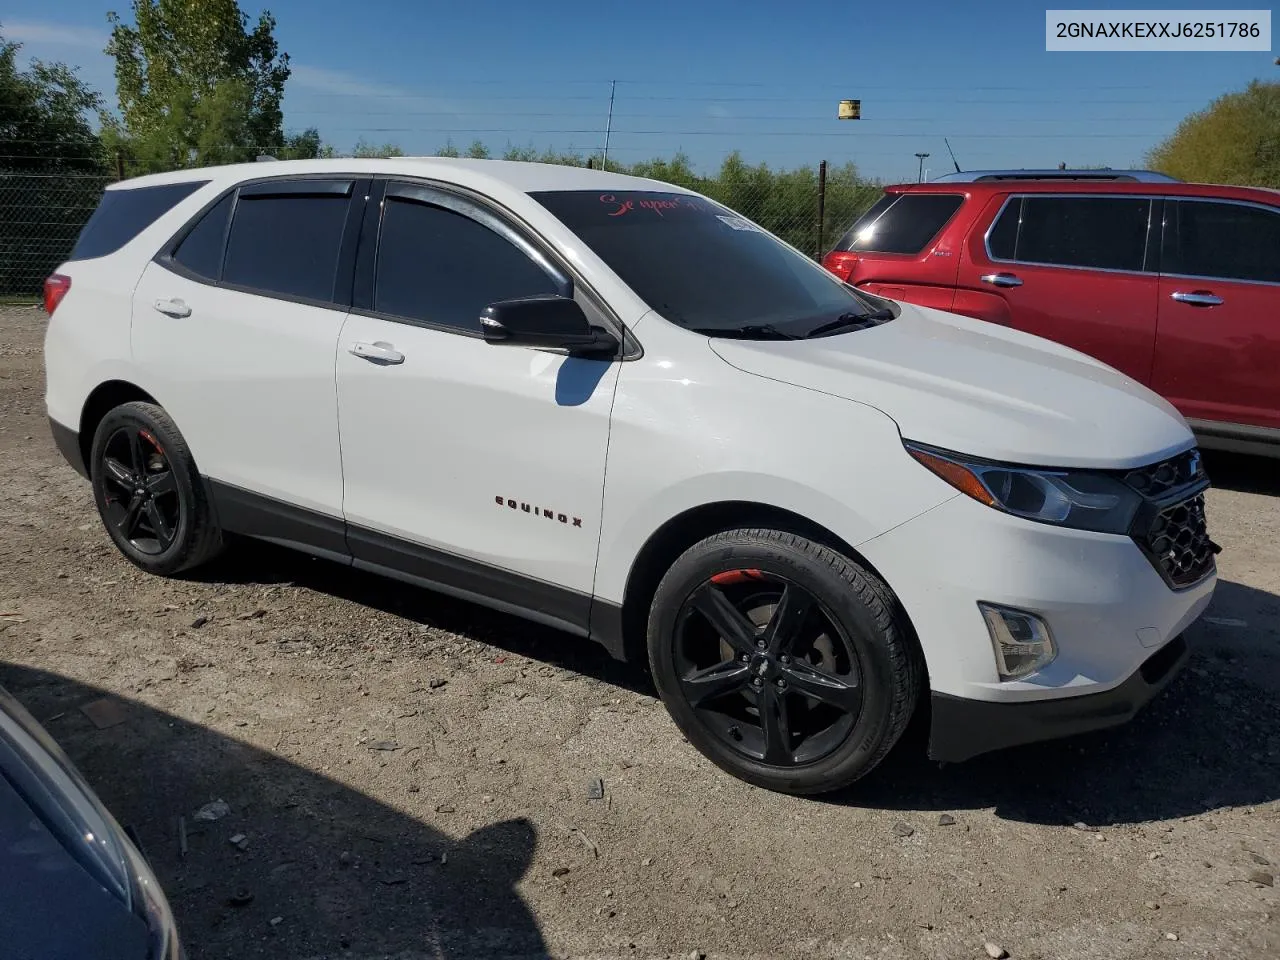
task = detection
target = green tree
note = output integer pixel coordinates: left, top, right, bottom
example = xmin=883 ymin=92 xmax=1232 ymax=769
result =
xmin=351 ymin=137 xmax=404 ymax=158
xmin=627 ymin=151 xmax=700 ymax=189
xmin=1147 ymin=80 xmax=1280 ymax=187
xmin=105 ymin=0 xmax=291 ymax=171
xmin=0 ymin=27 xmax=105 ymax=172
xmin=1 ymin=27 xmax=109 ymax=295
xmin=279 ymin=126 xmax=325 ymax=159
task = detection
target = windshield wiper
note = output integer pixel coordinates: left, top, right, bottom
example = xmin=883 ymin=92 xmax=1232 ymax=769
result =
xmin=804 ymin=309 xmax=895 ymax=339
xmin=689 ymin=323 xmax=800 ymax=341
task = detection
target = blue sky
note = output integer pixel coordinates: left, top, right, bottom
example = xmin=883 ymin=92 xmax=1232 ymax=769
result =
xmin=3 ymin=0 xmax=1274 ymax=181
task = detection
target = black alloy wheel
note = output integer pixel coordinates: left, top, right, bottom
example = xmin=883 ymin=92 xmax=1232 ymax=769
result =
xmin=90 ymin=401 xmax=223 ymax=576
xmin=648 ymin=528 xmax=921 ymax=794
xmin=98 ymin=424 xmax=180 ymax=555
xmin=674 ymin=570 xmax=862 ymax=767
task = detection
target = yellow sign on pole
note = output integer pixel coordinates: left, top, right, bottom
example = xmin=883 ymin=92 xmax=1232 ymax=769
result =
xmin=838 ymin=99 xmax=861 ymax=120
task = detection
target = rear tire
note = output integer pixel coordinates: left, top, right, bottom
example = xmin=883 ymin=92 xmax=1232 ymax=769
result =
xmin=647 ymin=528 xmax=921 ymax=795
xmin=89 ymin=401 xmax=223 ymax=576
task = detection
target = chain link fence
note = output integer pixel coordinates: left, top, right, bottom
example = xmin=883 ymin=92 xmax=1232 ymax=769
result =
xmin=0 ymin=157 xmax=882 ymax=298
xmin=0 ymin=171 xmax=114 ymax=299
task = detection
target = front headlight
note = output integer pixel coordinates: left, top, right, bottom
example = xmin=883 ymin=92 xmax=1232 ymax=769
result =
xmin=904 ymin=441 xmax=1142 ymax=534
xmin=0 ymin=688 xmax=181 ymax=959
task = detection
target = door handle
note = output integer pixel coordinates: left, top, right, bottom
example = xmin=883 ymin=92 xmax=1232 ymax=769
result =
xmin=1170 ymin=290 xmax=1223 ymax=307
xmin=980 ymin=272 xmax=1023 ymax=288
xmin=348 ymin=340 xmax=405 ymax=364
xmin=153 ymin=297 xmax=191 ymax=318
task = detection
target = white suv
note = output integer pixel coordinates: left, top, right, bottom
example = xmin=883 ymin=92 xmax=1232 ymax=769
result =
xmin=43 ymin=158 xmax=1218 ymax=794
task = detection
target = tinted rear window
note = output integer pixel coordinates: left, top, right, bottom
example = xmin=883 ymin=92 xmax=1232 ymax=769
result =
xmin=222 ymin=192 xmax=350 ymax=302
xmin=989 ymin=196 xmax=1153 ymax=272
xmin=70 ymin=181 xmax=206 ymax=260
xmin=835 ymin=193 xmax=964 ymax=254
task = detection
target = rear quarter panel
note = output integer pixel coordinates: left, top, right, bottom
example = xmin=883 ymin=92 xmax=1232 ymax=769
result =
xmin=43 ymin=180 xmax=229 ymax=433
xmin=43 ymin=256 xmax=146 ymax=431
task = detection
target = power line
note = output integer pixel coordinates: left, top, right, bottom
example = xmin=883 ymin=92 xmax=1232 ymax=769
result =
xmin=236 ymin=128 xmax=1173 ymax=139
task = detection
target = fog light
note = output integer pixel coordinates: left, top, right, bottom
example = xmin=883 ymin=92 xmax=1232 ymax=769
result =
xmin=979 ymin=603 xmax=1056 ymax=680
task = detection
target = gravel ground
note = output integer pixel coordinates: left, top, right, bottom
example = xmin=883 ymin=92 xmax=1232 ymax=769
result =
xmin=1 ymin=303 xmax=1278 ymax=960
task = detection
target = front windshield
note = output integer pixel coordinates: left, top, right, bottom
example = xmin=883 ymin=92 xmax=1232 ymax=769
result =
xmin=529 ymin=189 xmax=888 ymax=337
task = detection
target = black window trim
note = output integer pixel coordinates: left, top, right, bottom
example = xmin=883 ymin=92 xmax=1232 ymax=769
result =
xmin=1159 ymin=196 xmax=1280 ymax=289
xmin=152 ymin=174 xmax=367 ymax=313
xmin=838 ymin=190 xmax=968 ymax=257
xmin=350 ymin=175 xmax=639 ymax=359
xmin=982 ymin=192 xmax=1161 ymax=277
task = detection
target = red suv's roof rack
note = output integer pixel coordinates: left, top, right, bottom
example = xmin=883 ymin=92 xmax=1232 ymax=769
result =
xmin=928 ymin=169 xmax=1181 ymax=183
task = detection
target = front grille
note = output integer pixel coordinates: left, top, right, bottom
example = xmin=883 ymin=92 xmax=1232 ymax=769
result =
xmin=1123 ymin=448 xmax=1204 ymax=497
xmin=1138 ymin=492 xmax=1216 ymax=587
xmin=1126 ymin=448 xmax=1217 ymax=589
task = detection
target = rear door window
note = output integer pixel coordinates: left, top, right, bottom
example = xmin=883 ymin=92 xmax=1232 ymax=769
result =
xmin=222 ymin=182 xmax=353 ymax=303
xmin=988 ymin=196 xmax=1153 ymax=272
xmin=834 ymin=193 xmax=964 ymax=254
xmin=70 ymin=181 xmax=207 ymax=260
xmin=1165 ymin=200 xmax=1280 ymax=283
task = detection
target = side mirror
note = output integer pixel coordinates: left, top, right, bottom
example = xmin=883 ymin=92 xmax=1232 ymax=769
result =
xmin=480 ymin=296 xmax=619 ymax=356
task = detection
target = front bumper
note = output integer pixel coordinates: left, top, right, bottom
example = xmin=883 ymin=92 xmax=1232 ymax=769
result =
xmin=928 ymin=632 xmax=1189 ymax=762
xmin=856 ymin=487 xmax=1215 ymax=760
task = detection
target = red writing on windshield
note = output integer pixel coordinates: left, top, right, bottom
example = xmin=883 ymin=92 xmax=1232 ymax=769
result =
xmin=599 ymin=194 xmax=708 ymax=217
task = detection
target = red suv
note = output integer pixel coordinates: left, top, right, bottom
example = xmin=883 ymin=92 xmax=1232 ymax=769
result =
xmin=822 ymin=170 xmax=1280 ymax=456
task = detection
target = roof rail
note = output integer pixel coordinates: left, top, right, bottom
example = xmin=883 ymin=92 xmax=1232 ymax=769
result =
xmin=929 ymin=169 xmax=1180 ymax=184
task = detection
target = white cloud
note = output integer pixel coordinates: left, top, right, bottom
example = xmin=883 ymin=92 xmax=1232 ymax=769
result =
xmin=3 ymin=20 xmax=108 ymax=50
xmin=289 ymin=64 xmax=415 ymax=100
xmin=287 ymin=64 xmax=460 ymax=123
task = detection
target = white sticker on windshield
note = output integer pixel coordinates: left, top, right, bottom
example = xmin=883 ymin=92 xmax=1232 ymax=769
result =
xmin=716 ymin=215 xmax=762 ymax=232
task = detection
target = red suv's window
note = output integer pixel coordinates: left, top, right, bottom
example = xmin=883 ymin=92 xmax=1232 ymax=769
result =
xmin=834 ymin=193 xmax=965 ymax=255
xmin=1163 ymin=200 xmax=1280 ymax=283
xmin=987 ymin=195 xmax=1154 ymax=272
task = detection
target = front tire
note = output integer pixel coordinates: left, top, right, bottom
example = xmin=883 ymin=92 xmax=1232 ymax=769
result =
xmin=647 ymin=528 xmax=921 ymax=795
xmin=89 ymin=401 xmax=223 ymax=576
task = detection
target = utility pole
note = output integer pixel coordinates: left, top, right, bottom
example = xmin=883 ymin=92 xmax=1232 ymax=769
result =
xmin=602 ymin=80 xmax=616 ymax=169
xmin=915 ymin=152 xmax=930 ymax=183
xmin=816 ymin=160 xmax=828 ymax=259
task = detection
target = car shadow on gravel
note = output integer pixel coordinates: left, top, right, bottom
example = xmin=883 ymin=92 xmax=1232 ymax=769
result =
xmin=199 ymin=541 xmax=654 ymax=697
xmin=194 ymin=545 xmax=1280 ymax=831
xmin=0 ymin=663 xmax=552 ymax=960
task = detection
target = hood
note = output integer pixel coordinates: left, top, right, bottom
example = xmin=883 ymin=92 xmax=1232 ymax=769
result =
xmin=0 ymin=763 xmax=150 ymax=960
xmin=709 ymin=302 xmax=1193 ymax=469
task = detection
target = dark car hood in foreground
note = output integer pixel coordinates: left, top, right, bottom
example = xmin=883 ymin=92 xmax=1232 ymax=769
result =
xmin=0 ymin=759 xmax=149 ymax=960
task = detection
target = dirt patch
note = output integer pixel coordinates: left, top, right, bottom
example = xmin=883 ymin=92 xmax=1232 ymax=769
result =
xmin=2 ymin=304 xmax=1278 ymax=959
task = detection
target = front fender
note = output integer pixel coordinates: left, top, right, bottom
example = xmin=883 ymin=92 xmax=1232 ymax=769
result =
xmin=593 ymin=350 xmax=956 ymax=604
